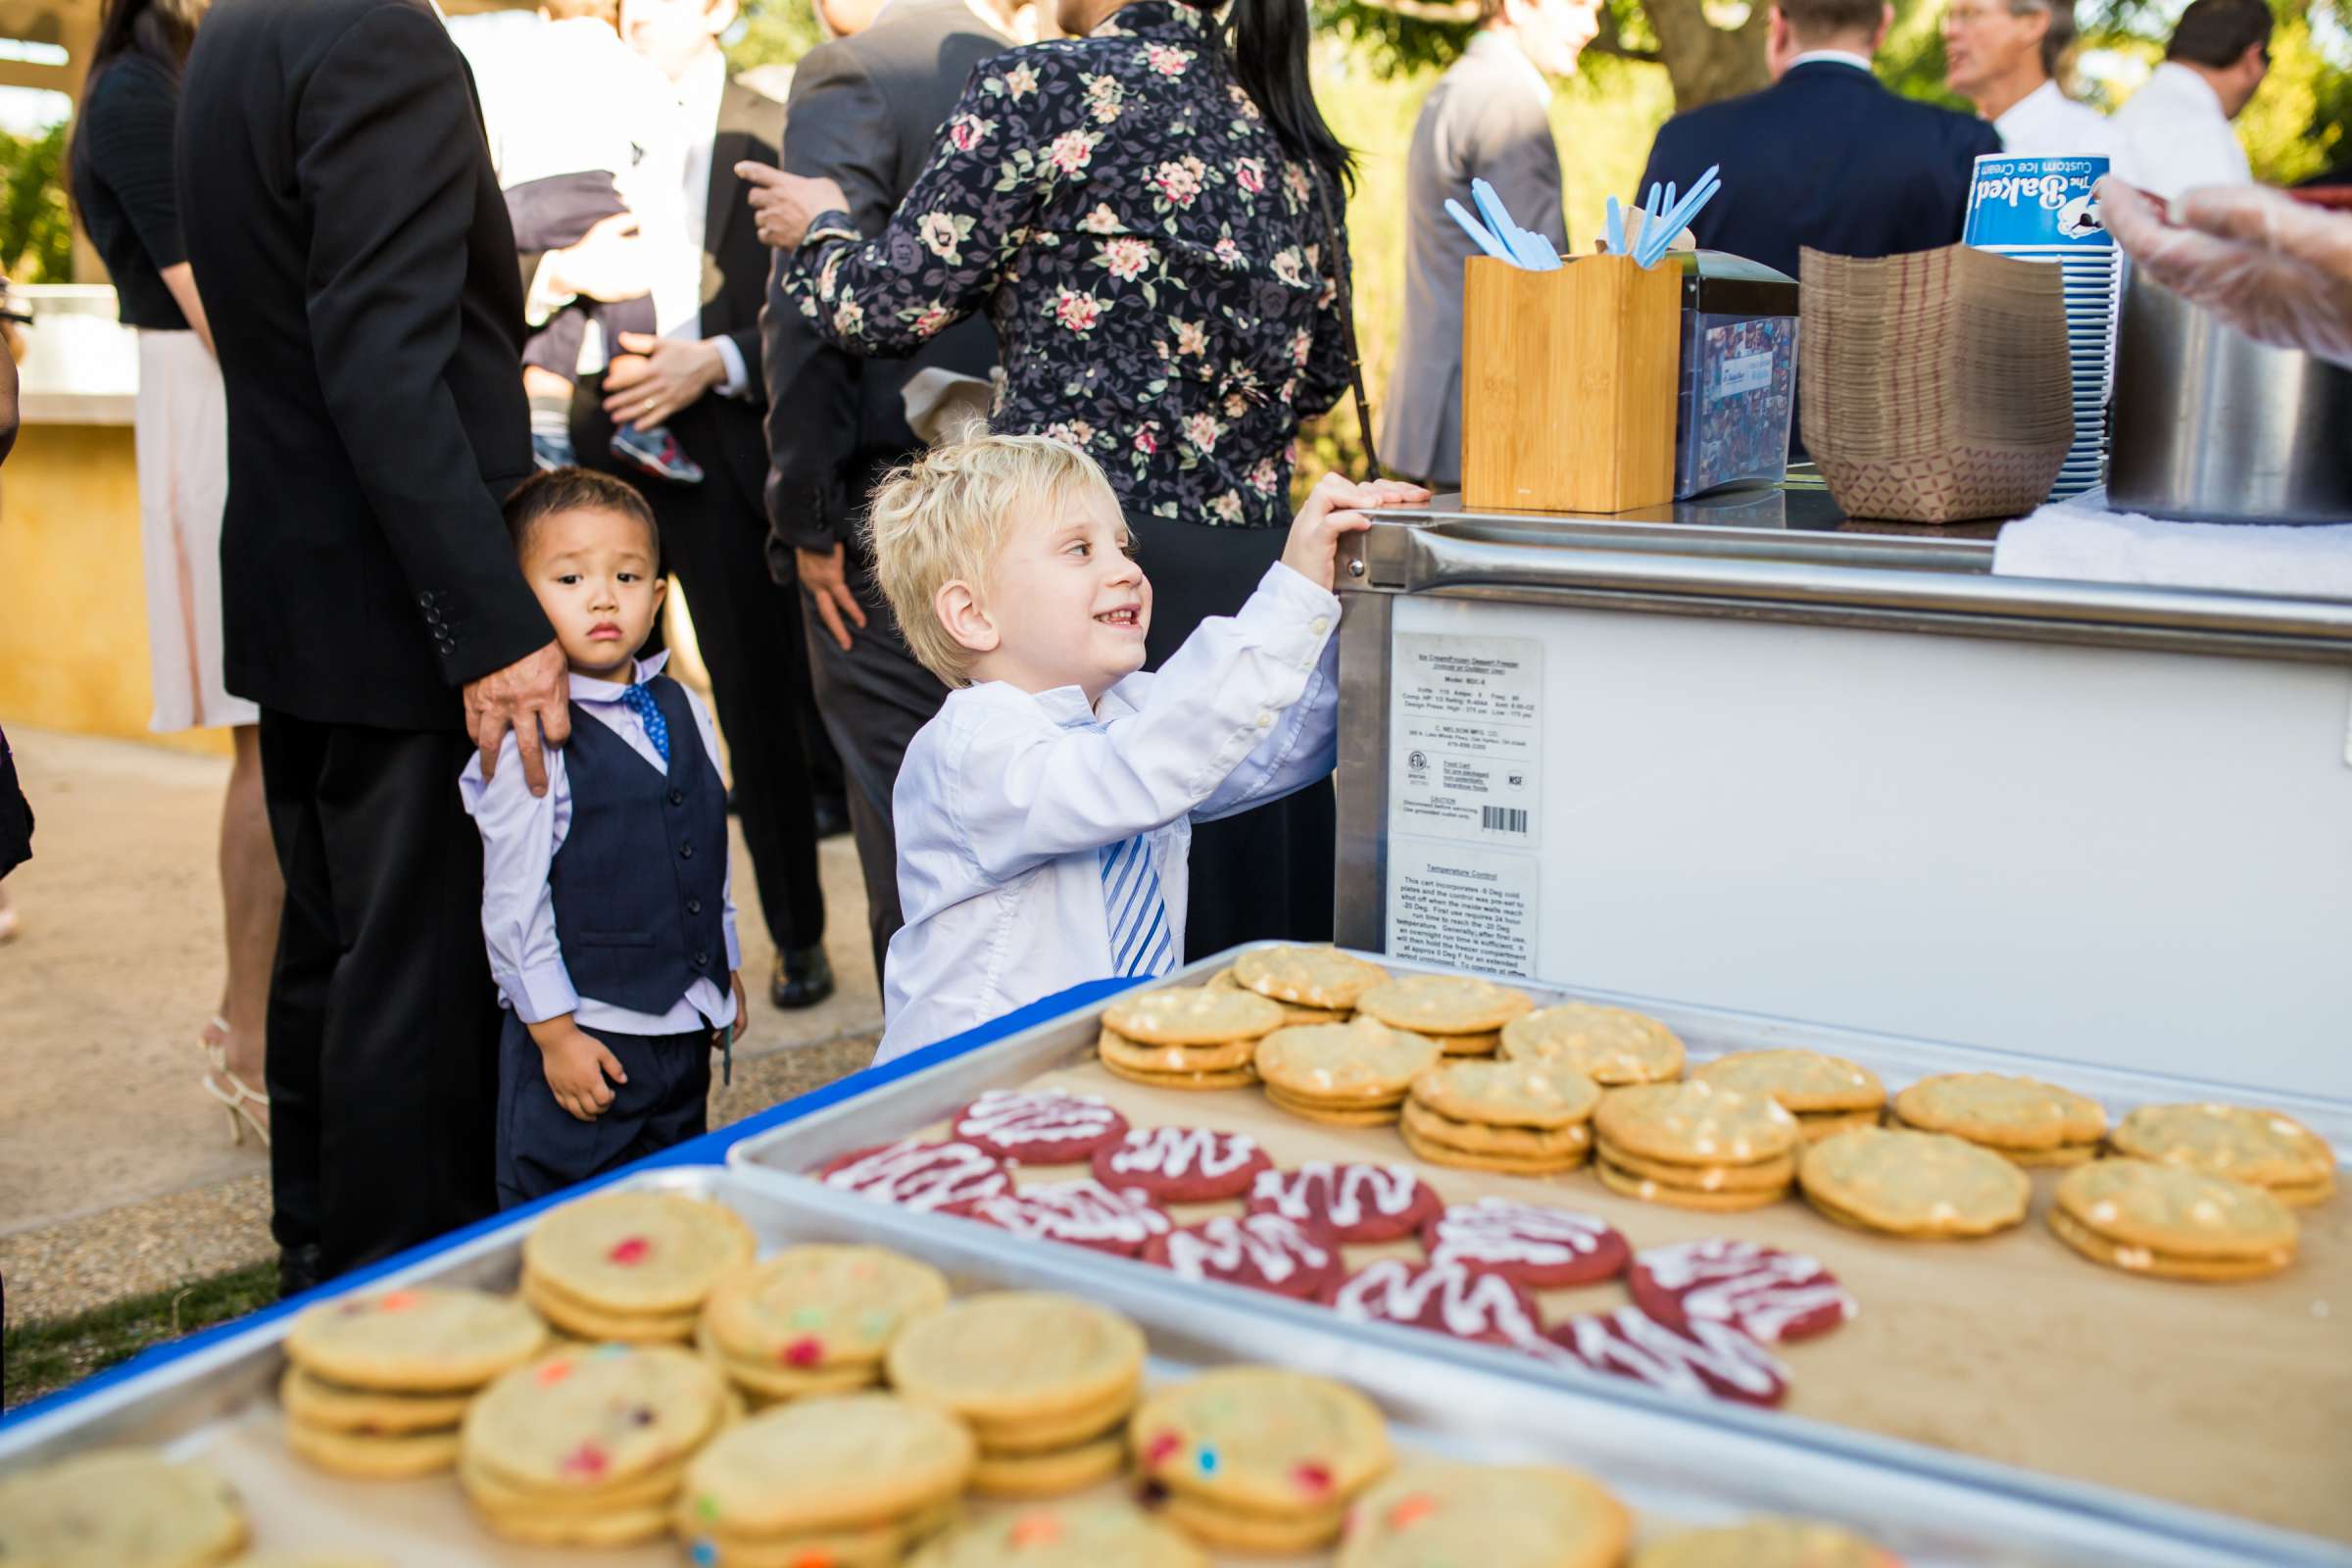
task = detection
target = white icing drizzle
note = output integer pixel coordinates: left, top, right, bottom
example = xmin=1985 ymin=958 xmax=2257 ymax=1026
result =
xmin=1330 ymin=1259 xmax=1542 ymax=1340
xmin=1426 ymin=1199 xmax=1618 ymax=1267
xmin=1108 ymin=1125 xmax=1261 ymax=1181
xmin=1162 ymin=1213 xmax=1333 ymax=1285
xmin=955 ymin=1089 xmax=1123 ymax=1149
xmin=1637 ymin=1239 xmax=1855 ymax=1343
xmin=822 ymin=1139 xmax=1009 ymax=1211
xmin=1250 ymin=1162 xmax=1425 ymax=1229
xmin=961 ymin=1180 xmax=1171 ymax=1244
xmin=1558 ymin=1307 xmax=1787 ymax=1399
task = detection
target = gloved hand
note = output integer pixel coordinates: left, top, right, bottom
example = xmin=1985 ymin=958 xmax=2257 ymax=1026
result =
xmin=2099 ymin=176 xmax=2352 ymax=369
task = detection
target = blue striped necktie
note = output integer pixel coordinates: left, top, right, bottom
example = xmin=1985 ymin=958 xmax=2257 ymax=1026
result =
xmin=1100 ymin=833 xmax=1173 ymax=978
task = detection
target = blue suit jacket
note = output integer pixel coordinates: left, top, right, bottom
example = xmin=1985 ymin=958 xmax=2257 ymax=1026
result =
xmin=1639 ymin=61 xmax=2002 ymax=281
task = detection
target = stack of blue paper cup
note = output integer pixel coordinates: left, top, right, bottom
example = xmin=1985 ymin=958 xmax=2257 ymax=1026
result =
xmin=1962 ymin=154 xmax=2117 ymax=501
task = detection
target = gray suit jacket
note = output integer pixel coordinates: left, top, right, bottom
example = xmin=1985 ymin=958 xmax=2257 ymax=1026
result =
xmin=1379 ymin=33 xmax=1567 ymax=487
xmin=761 ymin=0 xmax=1008 ymax=566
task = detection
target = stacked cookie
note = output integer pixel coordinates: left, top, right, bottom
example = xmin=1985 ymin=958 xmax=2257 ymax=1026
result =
xmin=1256 ymin=1018 xmax=1440 ymax=1126
xmin=909 ymin=1501 xmax=1208 ymax=1568
xmin=1633 ymin=1517 xmax=1896 ymax=1568
xmin=887 ymin=1292 xmax=1148 ymax=1498
xmin=460 ymin=1343 xmax=730 ymax=1546
xmin=0 ymin=1450 xmax=249 ymax=1566
xmin=280 ymin=1285 xmax=547 ymax=1480
xmin=2110 ymin=1102 xmax=2337 ymax=1206
xmin=1797 ymin=1126 xmax=2030 ymax=1239
xmin=1692 ymin=1050 xmax=1885 ymax=1144
xmin=698 ymin=1244 xmax=950 ymax=1406
xmin=1592 ymin=1081 xmax=1802 ymax=1211
xmin=1889 ymin=1072 xmax=2106 ymax=1166
xmin=1097 ymin=986 xmax=1284 ymax=1091
xmin=1355 ymin=974 xmax=1534 ymax=1057
xmin=1500 ymin=1003 xmax=1686 ymax=1087
xmin=1340 ymin=1460 xmax=1629 ymax=1568
xmin=1400 ymin=1055 xmax=1600 ymax=1174
xmin=2048 ymin=1157 xmax=2299 ymax=1282
xmin=676 ymin=1391 xmax=975 ymax=1563
xmin=1227 ymin=945 xmax=1392 ymax=1023
xmin=519 ymin=1190 xmax=756 ymax=1343
xmin=1131 ymin=1367 xmax=1392 ymax=1551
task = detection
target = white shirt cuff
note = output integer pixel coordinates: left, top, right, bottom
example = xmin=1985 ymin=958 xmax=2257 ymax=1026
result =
xmin=505 ymin=960 xmax=582 ymax=1025
xmin=712 ymin=334 xmax=752 ymax=400
xmin=523 ymin=252 xmax=574 ymax=331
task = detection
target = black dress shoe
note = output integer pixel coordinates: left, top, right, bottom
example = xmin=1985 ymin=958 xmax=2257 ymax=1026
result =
xmin=771 ymin=944 xmax=836 ymax=1009
xmin=277 ymin=1244 xmax=325 ymax=1299
xmin=813 ymin=795 xmax=852 ymax=841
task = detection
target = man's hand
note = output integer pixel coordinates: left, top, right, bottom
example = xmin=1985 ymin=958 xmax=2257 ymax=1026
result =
xmin=604 ymin=333 xmax=725 ymax=431
xmin=465 ymin=640 xmax=571 ymax=798
xmin=736 ymin=162 xmax=851 ymax=251
xmin=1281 ymin=474 xmax=1431 ymax=591
xmin=528 ymin=1016 xmax=627 ymax=1121
xmin=729 ymin=970 xmax=750 ymax=1045
xmin=797 ymin=543 xmax=867 ymax=652
xmin=546 ymin=212 xmax=653 ymax=304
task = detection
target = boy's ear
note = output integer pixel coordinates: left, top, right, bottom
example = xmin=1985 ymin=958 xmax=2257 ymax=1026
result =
xmin=651 ymin=573 xmax=669 ymax=612
xmin=935 ymin=579 xmax=999 ymax=658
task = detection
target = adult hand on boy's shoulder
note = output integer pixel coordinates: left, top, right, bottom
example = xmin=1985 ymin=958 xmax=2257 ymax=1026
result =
xmin=1280 ymin=474 xmax=1432 ymax=591
xmin=466 ymin=641 xmax=571 ymax=798
xmin=528 ymin=1016 xmax=628 ymax=1122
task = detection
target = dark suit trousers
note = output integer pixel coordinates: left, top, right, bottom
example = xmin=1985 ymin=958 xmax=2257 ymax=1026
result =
xmin=259 ymin=712 xmax=502 ymax=1277
xmin=573 ymin=379 xmax=833 ymax=954
xmin=806 ymin=538 xmax=951 ymax=984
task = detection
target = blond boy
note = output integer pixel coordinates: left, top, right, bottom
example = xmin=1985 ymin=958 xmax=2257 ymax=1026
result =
xmin=865 ymin=435 xmax=1426 ymax=1061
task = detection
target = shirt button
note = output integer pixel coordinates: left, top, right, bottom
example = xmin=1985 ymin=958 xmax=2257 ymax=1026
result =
xmin=668 ymin=788 xmax=685 ymax=807
xmin=687 ymin=898 xmax=703 ymax=915
xmin=1310 ymin=615 xmax=1330 ymax=634
xmin=679 ymin=843 xmax=695 ymax=859
xmin=1255 ymin=710 xmax=1274 ymax=728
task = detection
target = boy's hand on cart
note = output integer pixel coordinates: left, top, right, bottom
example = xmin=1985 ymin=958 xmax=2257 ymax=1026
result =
xmin=528 ymin=1016 xmax=627 ymax=1121
xmin=1282 ymin=474 xmax=1432 ymax=591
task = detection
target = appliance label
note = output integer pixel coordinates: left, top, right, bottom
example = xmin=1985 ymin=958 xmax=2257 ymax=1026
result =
xmin=1713 ymin=349 xmax=1774 ymax=400
xmin=1389 ymin=633 xmax=1543 ymax=848
xmin=1387 ymin=843 xmax=1540 ymax=978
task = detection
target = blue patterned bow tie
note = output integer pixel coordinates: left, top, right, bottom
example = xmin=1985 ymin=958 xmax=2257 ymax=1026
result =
xmin=616 ymin=682 xmax=669 ymax=765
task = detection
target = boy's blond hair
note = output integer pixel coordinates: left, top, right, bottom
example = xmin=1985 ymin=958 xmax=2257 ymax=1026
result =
xmin=864 ymin=434 xmax=1124 ymax=687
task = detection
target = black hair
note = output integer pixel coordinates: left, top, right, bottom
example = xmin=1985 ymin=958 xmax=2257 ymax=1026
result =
xmin=2167 ymin=0 xmax=2272 ymax=67
xmin=68 ymin=0 xmax=200 ymax=224
xmin=503 ymin=466 xmax=662 ymax=565
xmin=1185 ymin=0 xmax=1356 ymax=195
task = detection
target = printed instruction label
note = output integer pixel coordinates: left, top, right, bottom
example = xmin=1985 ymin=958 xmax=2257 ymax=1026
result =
xmin=1714 ymin=349 xmax=1774 ymax=400
xmin=1389 ymin=633 xmax=1543 ymax=847
xmin=1387 ymin=843 xmax=1540 ymax=977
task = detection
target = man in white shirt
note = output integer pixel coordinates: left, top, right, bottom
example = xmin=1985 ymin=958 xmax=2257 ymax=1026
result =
xmin=2114 ymin=0 xmax=2270 ymax=201
xmin=1943 ymin=0 xmax=2129 ymax=172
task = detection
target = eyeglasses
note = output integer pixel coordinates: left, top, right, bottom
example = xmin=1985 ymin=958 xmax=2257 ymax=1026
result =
xmin=1943 ymin=2 xmax=2022 ymax=24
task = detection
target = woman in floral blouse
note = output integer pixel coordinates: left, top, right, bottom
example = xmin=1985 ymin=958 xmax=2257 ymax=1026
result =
xmin=754 ymin=0 xmax=1411 ymax=957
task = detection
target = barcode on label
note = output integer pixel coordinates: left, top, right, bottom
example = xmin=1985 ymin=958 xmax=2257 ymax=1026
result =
xmin=1482 ymin=807 xmax=1529 ymax=834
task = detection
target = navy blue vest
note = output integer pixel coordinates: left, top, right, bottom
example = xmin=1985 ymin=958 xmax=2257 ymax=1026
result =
xmin=548 ymin=675 xmax=729 ymax=1016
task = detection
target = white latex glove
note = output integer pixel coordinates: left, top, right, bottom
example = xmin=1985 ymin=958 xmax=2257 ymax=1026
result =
xmin=2099 ymin=176 xmax=2352 ymax=369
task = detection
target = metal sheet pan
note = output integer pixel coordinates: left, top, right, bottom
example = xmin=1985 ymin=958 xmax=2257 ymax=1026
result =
xmin=3 ymin=1164 xmax=2336 ymax=1566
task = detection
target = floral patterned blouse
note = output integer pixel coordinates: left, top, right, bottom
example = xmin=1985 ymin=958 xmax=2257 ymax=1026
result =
xmin=785 ymin=0 xmax=1355 ymax=528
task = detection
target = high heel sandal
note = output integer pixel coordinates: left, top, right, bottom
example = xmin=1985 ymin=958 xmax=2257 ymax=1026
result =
xmin=198 ymin=1018 xmax=270 ymax=1149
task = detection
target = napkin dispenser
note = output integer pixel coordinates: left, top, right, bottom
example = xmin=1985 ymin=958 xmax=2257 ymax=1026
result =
xmin=1671 ymin=252 xmax=1798 ymax=500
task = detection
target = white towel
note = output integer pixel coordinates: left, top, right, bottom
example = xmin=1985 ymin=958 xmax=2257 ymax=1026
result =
xmin=1992 ymin=498 xmax=2352 ymax=603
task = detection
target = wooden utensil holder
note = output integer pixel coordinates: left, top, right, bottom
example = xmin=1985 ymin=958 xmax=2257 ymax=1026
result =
xmin=1460 ymin=253 xmax=1682 ymax=514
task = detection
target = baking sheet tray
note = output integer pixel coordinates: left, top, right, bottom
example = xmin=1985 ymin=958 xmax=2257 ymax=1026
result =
xmin=2 ymin=1164 xmax=2334 ymax=1567
xmin=728 ymin=946 xmax=2352 ymax=1549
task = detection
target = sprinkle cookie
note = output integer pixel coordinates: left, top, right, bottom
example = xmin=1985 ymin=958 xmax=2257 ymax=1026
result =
xmin=700 ymin=1245 xmax=949 ymax=1377
xmin=1144 ymin=1212 xmax=1346 ymax=1300
xmin=1091 ymin=1126 xmax=1270 ymax=1201
xmin=0 ymin=1450 xmax=248 ymax=1567
xmin=887 ymin=1293 xmax=1147 ymax=1426
xmin=1130 ymin=1367 xmax=1391 ymax=1552
xmin=2049 ymin=1157 xmax=2299 ymax=1281
xmin=1232 ymin=946 xmax=1393 ymax=1011
xmin=1325 ymin=1259 xmax=1546 ymax=1348
xmin=2109 ymin=1102 xmax=2337 ymax=1206
xmin=952 ymin=1090 xmax=1129 ymax=1163
xmin=1500 ymin=1004 xmax=1685 ymax=1085
xmin=1629 ymin=1240 xmax=1854 ymax=1344
xmin=817 ymin=1138 xmax=1012 ymax=1212
xmin=676 ymin=1392 xmax=976 ymax=1543
xmin=952 ymin=1180 xmax=1174 ymax=1256
xmin=908 ymin=1503 xmax=1208 ymax=1568
xmin=1633 ymin=1518 xmax=1897 ymax=1568
xmin=1421 ymin=1199 xmax=1630 ymax=1289
xmin=1797 ymin=1126 xmax=2031 ymax=1238
xmin=1338 ymin=1461 xmax=1629 ymax=1568
xmin=523 ymin=1192 xmax=757 ymax=1319
xmin=278 ymin=1366 xmax=475 ymax=1435
xmin=1249 ymin=1161 xmax=1443 ymax=1244
xmin=1891 ymin=1072 xmax=2106 ymax=1165
xmin=284 ymin=1285 xmax=548 ymax=1394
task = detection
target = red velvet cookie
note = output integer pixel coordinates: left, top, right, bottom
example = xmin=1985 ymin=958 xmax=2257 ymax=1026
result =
xmin=1420 ymin=1199 xmax=1630 ymax=1289
xmin=951 ymin=1089 xmax=1130 ymax=1163
xmin=1246 ymin=1161 xmax=1442 ymax=1244
xmin=949 ymin=1179 xmax=1174 ymax=1256
xmin=1630 ymin=1239 xmax=1856 ymax=1346
xmin=1143 ymin=1213 xmax=1345 ymax=1300
xmin=1324 ymin=1258 xmax=1545 ymax=1348
xmin=1541 ymin=1306 xmax=1788 ymax=1407
xmin=814 ymin=1138 xmax=1011 ymax=1212
xmin=1091 ymin=1126 xmax=1272 ymax=1202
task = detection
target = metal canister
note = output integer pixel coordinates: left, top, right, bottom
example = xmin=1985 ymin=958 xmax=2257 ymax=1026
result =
xmin=2107 ymin=268 xmax=2352 ymax=525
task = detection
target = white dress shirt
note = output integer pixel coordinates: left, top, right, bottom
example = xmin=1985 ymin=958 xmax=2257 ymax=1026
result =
xmin=1786 ymin=49 xmax=1875 ymax=74
xmin=1994 ymin=79 xmax=2133 ymax=182
xmin=877 ymin=564 xmax=1344 ymax=1063
xmin=2113 ymin=62 xmax=2252 ymax=201
xmin=460 ymin=652 xmax=742 ymax=1036
xmin=664 ymin=49 xmax=752 ymax=398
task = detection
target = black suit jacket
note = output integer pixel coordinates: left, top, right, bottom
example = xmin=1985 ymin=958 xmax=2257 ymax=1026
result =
xmin=177 ymin=0 xmax=548 ymax=731
xmin=760 ymin=0 xmax=1005 ymax=569
xmin=1640 ymin=62 xmax=2002 ymax=281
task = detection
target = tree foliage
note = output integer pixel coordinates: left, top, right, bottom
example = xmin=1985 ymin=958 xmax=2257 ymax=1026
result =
xmin=0 ymin=124 xmax=73 ymax=284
